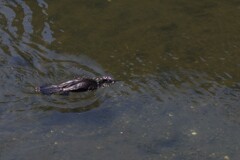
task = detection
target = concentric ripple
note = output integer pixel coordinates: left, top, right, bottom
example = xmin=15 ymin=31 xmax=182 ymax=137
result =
xmin=0 ymin=0 xmax=115 ymax=112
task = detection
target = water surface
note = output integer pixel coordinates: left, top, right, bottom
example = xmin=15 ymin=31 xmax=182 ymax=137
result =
xmin=0 ymin=0 xmax=240 ymax=160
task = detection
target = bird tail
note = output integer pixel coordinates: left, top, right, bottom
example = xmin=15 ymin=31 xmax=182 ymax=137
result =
xmin=36 ymin=85 xmax=64 ymax=95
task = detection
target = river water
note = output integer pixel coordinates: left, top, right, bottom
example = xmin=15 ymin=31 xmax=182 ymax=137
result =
xmin=0 ymin=0 xmax=240 ymax=160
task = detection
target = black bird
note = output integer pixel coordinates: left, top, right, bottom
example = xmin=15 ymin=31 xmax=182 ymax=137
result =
xmin=36 ymin=76 xmax=117 ymax=95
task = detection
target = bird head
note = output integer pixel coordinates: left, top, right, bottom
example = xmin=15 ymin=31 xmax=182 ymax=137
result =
xmin=96 ymin=76 xmax=117 ymax=87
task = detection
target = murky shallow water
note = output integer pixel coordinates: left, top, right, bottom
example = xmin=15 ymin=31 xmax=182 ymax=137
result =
xmin=0 ymin=0 xmax=240 ymax=160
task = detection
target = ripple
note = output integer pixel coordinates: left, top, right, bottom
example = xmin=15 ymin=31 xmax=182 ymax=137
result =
xmin=124 ymin=69 xmax=239 ymax=106
xmin=0 ymin=0 xmax=117 ymax=113
xmin=0 ymin=2 xmax=17 ymax=38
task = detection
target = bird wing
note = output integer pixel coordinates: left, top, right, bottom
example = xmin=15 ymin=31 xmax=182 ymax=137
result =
xmin=58 ymin=78 xmax=84 ymax=88
xmin=62 ymin=81 xmax=90 ymax=92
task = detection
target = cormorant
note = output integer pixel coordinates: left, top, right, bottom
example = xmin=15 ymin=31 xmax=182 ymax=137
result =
xmin=36 ymin=76 xmax=116 ymax=95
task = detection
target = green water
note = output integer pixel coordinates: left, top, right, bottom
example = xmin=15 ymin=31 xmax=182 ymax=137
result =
xmin=0 ymin=0 xmax=240 ymax=159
